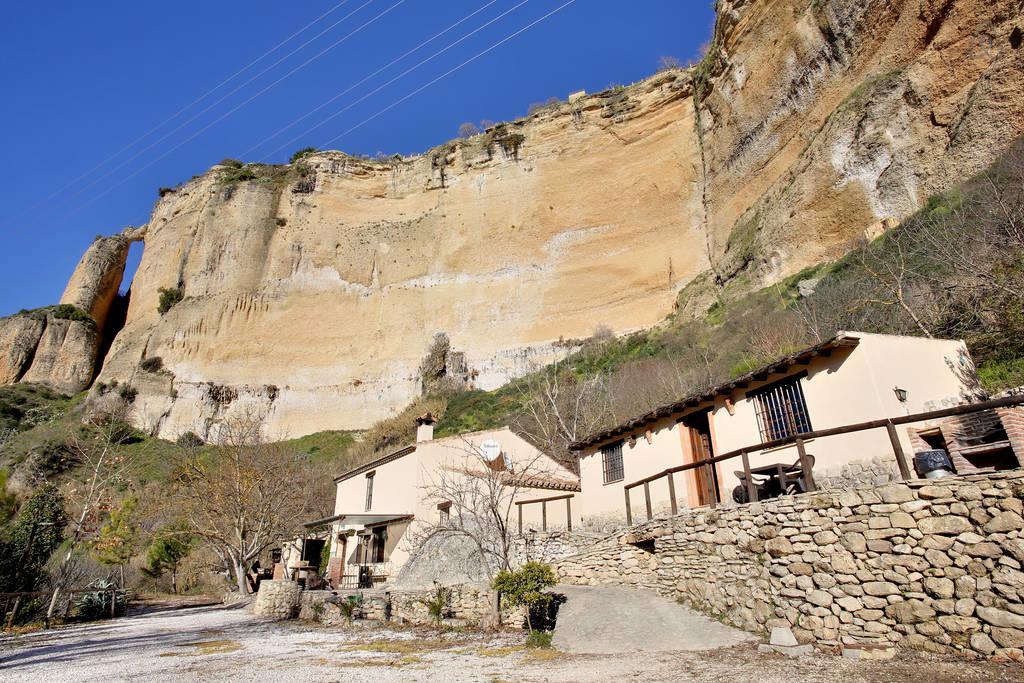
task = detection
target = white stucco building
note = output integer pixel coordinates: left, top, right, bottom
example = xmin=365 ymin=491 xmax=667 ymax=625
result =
xmin=571 ymin=332 xmax=997 ymax=527
xmin=314 ymin=418 xmax=580 ymax=588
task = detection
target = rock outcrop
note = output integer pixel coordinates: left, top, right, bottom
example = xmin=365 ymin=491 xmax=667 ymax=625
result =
xmin=0 ymin=228 xmax=143 ymax=395
xmin=3 ymin=0 xmax=1023 ymax=436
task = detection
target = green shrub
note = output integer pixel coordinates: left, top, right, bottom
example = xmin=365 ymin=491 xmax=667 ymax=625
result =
xmin=221 ymin=165 xmax=258 ymax=183
xmin=219 ymin=158 xmax=244 ymax=169
xmin=318 ymin=543 xmax=331 ymax=576
xmin=290 ymin=147 xmax=318 ymax=164
xmin=139 ymin=357 xmax=163 ymax=373
xmin=157 ymin=287 xmax=183 ymax=314
xmin=50 ymin=304 xmax=93 ymax=324
xmin=492 ymin=562 xmax=557 ymax=632
xmin=338 ymin=594 xmax=362 ymax=624
xmin=426 ymin=584 xmax=449 ymax=625
xmin=158 ymin=187 xmax=177 ymax=198
xmin=978 ymin=355 xmax=1024 ymax=394
xmin=176 ymin=431 xmax=204 ymax=449
xmin=118 ymin=385 xmax=138 ymax=404
xmin=525 ymin=630 xmax=553 ymax=648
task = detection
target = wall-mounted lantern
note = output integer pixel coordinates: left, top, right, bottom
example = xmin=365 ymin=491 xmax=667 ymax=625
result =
xmin=893 ymin=386 xmax=908 ymax=403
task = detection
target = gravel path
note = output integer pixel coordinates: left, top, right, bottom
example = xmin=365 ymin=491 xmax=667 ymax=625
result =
xmin=0 ymin=603 xmax=1020 ymax=682
xmin=552 ymin=584 xmax=754 ymax=653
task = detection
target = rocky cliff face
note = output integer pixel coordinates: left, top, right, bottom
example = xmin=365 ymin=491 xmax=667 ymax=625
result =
xmin=3 ymin=0 xmax=1022 ymax=439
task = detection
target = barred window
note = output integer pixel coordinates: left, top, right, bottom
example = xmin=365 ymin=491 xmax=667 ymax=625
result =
xmin=438 ymin=502 xmax=451 ymax=526
xmin=751 ymin=374 xmax=812 ymax=442
xmin=365 ymin=471 xmax=375 ymax=511
xmin=602 ymin=441 xmax=624 ymax=484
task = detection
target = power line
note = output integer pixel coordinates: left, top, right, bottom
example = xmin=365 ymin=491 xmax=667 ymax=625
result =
xmin=67 ymin=0 xmax=407 ymax=215
xmin=254 ymin=0 xmax=531 ymax=163
xmin=322 ymin=0 xmax=578 ymax=148
xmin=239 ymin=0 xmax=503 ymax=161
xmin=61 ymin=0 xmax=379 ymax=208
xmin=16 ymin=0 xmax=356 ymax=217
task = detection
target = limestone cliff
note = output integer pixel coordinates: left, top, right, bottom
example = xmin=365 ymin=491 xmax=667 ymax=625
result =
xmin=3 ymin=0 xmax=1022 ymax=439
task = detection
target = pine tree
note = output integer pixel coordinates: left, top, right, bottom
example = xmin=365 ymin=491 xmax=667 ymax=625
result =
xmin=144 ymin=525 xmax=193 ymax=594
xmin=92 ymin=497 xmax=138 ymax=587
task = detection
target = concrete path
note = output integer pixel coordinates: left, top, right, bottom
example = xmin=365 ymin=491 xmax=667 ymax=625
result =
xmin=551 ymin=584 xmax=755 ymax=653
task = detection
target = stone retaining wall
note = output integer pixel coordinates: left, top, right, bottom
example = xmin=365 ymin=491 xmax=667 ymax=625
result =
xmin=511 ymin=531 xmax=605 ymax=566
xmin=253 ymin=580 xmax=302 ymax=619
xmin=556 ymin=472 xmax=1024 ymax=659
xmin=285 ymin=584 xmax=524 ymax=628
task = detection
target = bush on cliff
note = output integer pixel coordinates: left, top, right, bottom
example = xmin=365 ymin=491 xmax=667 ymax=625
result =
xmin=50 ymin=304 xmax=93 ymax=324
xmin=157 ymin=287 xmax=183 ymax=314
xmin=289 ymin=147 xmax=318 ymax=164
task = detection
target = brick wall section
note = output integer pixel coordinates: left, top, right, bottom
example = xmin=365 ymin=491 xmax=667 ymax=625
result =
xmin=556 ymin=472 xmax=1024 ymax=659
xmin=997 ymin=407 xmax=1024 ymax=467
xmin=327 ymin=557 xmax=343 ymax=586
xmin=908 ymin=409 xmax=1009 ymax=474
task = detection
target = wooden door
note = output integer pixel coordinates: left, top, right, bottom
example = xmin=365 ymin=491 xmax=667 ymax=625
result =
xmin=684 ymin=412 xmax=719 ymax=506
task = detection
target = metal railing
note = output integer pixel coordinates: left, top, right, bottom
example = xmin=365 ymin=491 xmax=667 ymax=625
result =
xmin=623 ymin=394 xmax=1024 ymax=525
xmin=516 ymin=493 xmax=574 ymax=533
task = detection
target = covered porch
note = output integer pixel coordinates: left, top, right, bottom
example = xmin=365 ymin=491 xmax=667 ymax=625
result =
xmin=305 ymin=513 xmax=413 ymax=589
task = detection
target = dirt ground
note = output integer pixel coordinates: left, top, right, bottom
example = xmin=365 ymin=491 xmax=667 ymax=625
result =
xmin=0 ymin=604 xmax=1020 ymax=682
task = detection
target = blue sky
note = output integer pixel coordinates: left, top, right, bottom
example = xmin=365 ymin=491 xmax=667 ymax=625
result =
xmin=0 ymin=1 xmax=714 ymax=316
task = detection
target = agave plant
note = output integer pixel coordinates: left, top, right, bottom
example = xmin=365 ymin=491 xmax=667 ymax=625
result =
xmin=73 ymin=578 xmax=127 ymax=621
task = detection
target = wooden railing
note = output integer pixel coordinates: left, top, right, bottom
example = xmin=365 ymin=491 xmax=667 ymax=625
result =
xmin=516 ymin=493 xmax=574 ymax=533
xmin=623 ymin=394 xmax=1024 ymax=525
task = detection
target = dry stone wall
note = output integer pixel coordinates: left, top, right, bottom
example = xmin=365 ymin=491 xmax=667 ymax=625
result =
xmin=556 ymin=472 xmax=1024 ymax=659
xmin=295 ymin=585 xmax=524 ymax=628
xmin=253 ymin=579 xmax=302 ymax=619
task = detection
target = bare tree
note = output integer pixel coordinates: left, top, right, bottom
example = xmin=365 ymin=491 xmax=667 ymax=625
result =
xmin=457 ymin=122 xmax=480 ymax=138
xmin=45 ymin=408 xmax=138 ymax=621
xmin=173 ymin=412 xmax=330 ymax=593
xmin=514 ymin=365 xmax=611 ymax=470
xmin=658 ymin=55 xmax=683 ymax=71
xmin=405 ymin=437 xmax=560 ymax=625
xmin=854 ymin=234 xmax=937 ymax=338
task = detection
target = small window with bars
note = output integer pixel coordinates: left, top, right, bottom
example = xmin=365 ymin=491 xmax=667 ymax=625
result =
xmin=602 ymin=441 xmax=624 ymax=484
xmin=364 ymin=471 xmax=375 ymax=511
xmin=438 ymin=502 xmax=451 ymax=526
xmin=750 ymin=373 xmax=813 ymax=442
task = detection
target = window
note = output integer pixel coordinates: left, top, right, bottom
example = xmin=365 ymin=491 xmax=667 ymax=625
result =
xmin=364 ymin=471 xmax=375 ymax=511
xmin=602 ymin=441 xmax=624 ymax=484
xmin=751 ymin=373 xmax=813 ymax=442
xmin=438 ymin=502 xmax=451 ymax=526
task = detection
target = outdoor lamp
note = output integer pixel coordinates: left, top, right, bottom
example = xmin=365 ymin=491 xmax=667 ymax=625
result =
xmin=893 ymin=387 xmax=908 ymax=403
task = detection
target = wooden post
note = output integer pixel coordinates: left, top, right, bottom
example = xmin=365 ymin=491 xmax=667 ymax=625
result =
xmin=625 ymin=488 xmax=632 ymax=526
xmin=796 ymin=438 xmax=816 ymax=492
xmin=110 ymin=590 xmax=116 ymax=619
xmin=643 ymin=481 xmax=653 ymax=521
xmin=667 ymin=474 xmax=678 ymax=516
xmin=886 ymin=421 xmax=912 ymax=480
xmin=541 ymin=501 xmax=547 ymax=532
xmin=518 ymin=504 xmax=523 ymax=535
xmin=704 ymin=463 xmax=718 ymax=508
xmin=566 ymin=497 xmax=572 ymax=532
xmin=741 ymin=452 xmax=757 ymax=503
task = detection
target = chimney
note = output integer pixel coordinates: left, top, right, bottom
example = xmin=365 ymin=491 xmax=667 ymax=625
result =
xmin=415 ymin=412 xmax=435 ymax=443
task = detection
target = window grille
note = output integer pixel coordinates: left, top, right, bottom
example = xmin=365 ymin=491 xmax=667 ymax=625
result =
xmin=602 ymin=441 xmax=624 ymax=484
xmin=438 ymin=502 xmax=451 ymax=526
xmin=751 ymin=374 xmax=813 ymax=442
xmin=365 ymin=472 xmax=375 ymax=511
